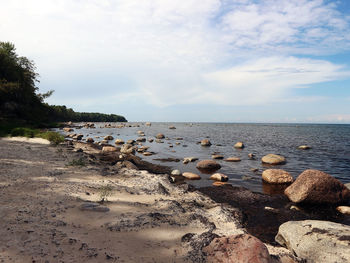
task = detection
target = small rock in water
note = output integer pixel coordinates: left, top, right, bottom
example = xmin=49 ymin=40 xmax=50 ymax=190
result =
xmin=212 ymin=154 xmax=224 ymax=160
xmin=201 ymin=139 xmax=211 ymax=146
xmin=336 ymin=206 xmax=350 ymax=215
xmin=224 ymin=157 xmax=241 ymax=162
xmin=261 ymin=154 xmax=286 ymax=165
xmin=210 ymin=173 xmax=228 ymax=182
xmin=212 ymin=181 xmax=231 ymax=187
xmin=298 ymin=145 xmax=311 ymax=150
xmin=262 ymin=169 xmax=293 ymax=184
xmin=104 ymin=135 xmax=114 ymax=140
xmin=182 ymin=172 xmax=201 ymax=180
xmin=156 ymin=133 xmax=165 ymax=139
xmin=171 ymin=169 xmax=181 ymax=176
xmin=196 ymin=160 xmax=221 ymax=170
xmin=114 ymin=139 xmax=124 ymax=145
xmin=248 ymin=153 xmax=256 ymax=159
xmin=183 ymin=157 xmax=198 ymax=163
xmin=86 ymin=137 xmax=94 ymax=143
xmin=234 ymin=142 xmax=244 ymax=149
xmin=250 ymin=168 xmax=259 ymax=172
xmin=168 ymin=126 xmax=176 ymax=129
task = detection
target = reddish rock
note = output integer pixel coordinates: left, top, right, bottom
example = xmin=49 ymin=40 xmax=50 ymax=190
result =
xmin=196 ymin=160 xmax=221 ymax=170
xmin=203 ymin=234 xmax=272 ymax=263
xmin=284 ymin=169 xmax=350 ymax=204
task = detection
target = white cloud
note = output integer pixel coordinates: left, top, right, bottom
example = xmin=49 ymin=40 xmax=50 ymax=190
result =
xmin=0 ymin=0 xmax=349 ymax=111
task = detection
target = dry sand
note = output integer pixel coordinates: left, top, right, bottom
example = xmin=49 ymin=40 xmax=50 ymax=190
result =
xmin=0 ymin=138 xmax=248 ymax=262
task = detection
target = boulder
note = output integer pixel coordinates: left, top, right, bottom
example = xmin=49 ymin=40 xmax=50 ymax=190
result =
xmin=212 ymin=154 xmax=224 ymax=160
xmin=196 ymin=160 xmax=221 ymax=171
xmin=234 ymin=142 xmax=244 ymax=149
xmin=104 ymin=135 xmax=114 ymax=140
xmin=261 ymin=154 xmax=286 ymax=165
xmin=284 ymin=169 xmax=350 ymax=204
xmin=262 ymin=169 xmax=293 ymax=184
xmin=224 ymin=157 xmax=241 ymax=162
xmin=182 ymin=172 xmax=201 ymax=180
xmin=203 ymin=234 xmax=272 ymax=263
xmin=210 ymin=173 xmax=228 ymax=182
xmin=114 ymin=139 xmax=124 ymax=145
xmin=275 ymin=220 xmax=350 ymax=263
xmin=298 ymin=145 xmax=311 ymax=150
xmin=156 ymin=133 xmax=165 ymax=139
xmin=201 ymin=139 xmax=212 ymax=146
xmin=102 ymin=146 xmax=118 ymax=153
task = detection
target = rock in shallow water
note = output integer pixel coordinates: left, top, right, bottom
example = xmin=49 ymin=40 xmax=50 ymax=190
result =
xmin=275 ymin=220 xmax=350 ymax=263
xmin=224 ymin=157 xmax=241 ymax=162
xmin=234 ymin=142 xmax=244 ymax=149
xmin=262 ymin=169 xmax=293 ymax=184
xmin=210 ymin=173 xmax=228 ymax=182
xmin=284 ymin=169 xmax=350 ymax=204
xmin=262 ymin=154 xmax=286 ymax=165
xmin=196 ymin=160 xmax=221 ymax=171
xmin=182 ymin=172 xmax=201 ymax=180
xmin=201 ymin=139 xmax=212 ymax=146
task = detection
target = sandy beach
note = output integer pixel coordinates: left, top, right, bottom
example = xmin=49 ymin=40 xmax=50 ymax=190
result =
xmin=0 ymin=137 xmax=301 ymax=262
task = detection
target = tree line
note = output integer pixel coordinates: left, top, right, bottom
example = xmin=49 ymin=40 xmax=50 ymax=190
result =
xmin=0 ymin=42 xmax=127 ymax=125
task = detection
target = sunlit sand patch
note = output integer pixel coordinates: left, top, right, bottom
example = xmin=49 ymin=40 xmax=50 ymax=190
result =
xmin=3 ymin=137 xmax=50 ymax=144
xmin=0 ymin=158 xmax=46 ymax=166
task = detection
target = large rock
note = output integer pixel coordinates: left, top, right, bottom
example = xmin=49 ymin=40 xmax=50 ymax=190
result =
xmin=203 ymin=234 xmax=272 ymax=263
xmin=284 ymin=169 xmax=350 ymax=204
xmin=182 ymin=172 xmax=201 ymax=180
xmin=261 ymin=154 xmax=286 ymax=165
xmin=196 ymin=160 xmax=221 ymax=171
xmin=201 ymin=139 xmax=211 ymax=146
xmin=275 ymin=220 xmax=350 ymax=263
xmin=262 ymin=169 xmax=293 ymax=184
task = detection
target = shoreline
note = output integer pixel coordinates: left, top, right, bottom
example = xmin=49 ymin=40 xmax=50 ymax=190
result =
xmin=0 ymin=137 xmax=298 ymax=262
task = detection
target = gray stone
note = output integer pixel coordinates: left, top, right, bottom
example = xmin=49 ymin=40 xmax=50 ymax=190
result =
xmin=275 ymin=220 xmax=350 ymax=263
xmin=79 ymin=202 xmax=110 ymax=212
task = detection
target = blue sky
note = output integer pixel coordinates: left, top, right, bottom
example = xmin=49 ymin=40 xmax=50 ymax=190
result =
xmin=1 ymin=0 xmax=350 ymax=123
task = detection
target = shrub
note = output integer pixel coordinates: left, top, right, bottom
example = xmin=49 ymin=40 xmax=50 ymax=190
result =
xmin=67 ymin=158 xmax=86 ymax=166
xmin=98 ymin=184 xmax=113 ymax=202
xmin=37 ymin=131 xmax=64 ymax=145
xmin=10 ymin=127 xmax=38 ymax=138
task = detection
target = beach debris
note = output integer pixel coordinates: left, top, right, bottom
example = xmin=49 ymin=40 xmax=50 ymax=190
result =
xmin=196 ymin=160 xmax=221 ymax=171
xmin=262 ymin=169 xmax=293 ymax=184
xmin=203 ymin=234 xmax=272 ymax=263
xmin=201 ymin=139 xmax=211 ymax=146
xmin=298 ymin=145 xmax=311 ymax=150
xmin=261 ymin=154 xmax=286 ymax=165
xmin=284 ymin=169 xmax=350 ymax=204
xmin=224 ymin=157 xmax=241 ymax=162
xmin=182 ymin=172 xmax=201 ymax=180
xmin=156 ymin=133 xmax=165 ymax=139
xmin=210 ymin=173 xmax=228 ymax=182
xmin=234 ymin=142 xmax=244 ymax=149
xmin=275 ymin=220 xmax=350 ymax=263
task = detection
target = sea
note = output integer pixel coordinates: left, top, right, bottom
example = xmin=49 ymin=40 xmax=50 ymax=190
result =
xmin=61 ymin=122 xmax=350 ymax=194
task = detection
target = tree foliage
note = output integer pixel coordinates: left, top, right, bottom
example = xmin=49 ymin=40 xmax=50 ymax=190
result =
xmin=0 ymin=42 xmax=127 ymax=124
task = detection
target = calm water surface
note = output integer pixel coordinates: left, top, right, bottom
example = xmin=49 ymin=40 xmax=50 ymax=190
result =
xmin=63 ymin=123 xmax=350 ymax=194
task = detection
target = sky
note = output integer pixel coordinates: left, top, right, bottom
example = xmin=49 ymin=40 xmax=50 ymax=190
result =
xmin=1 ymin=0 xmax=350 ymax=123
